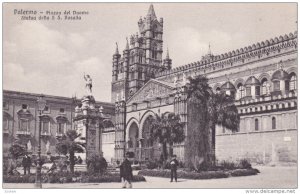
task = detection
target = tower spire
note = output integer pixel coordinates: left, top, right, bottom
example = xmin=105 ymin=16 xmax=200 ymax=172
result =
xmin=208 ymin=42 xmax=212 ymax=55
xmin=147 ymin=4 xmax=157 ymax=20
xmin=166 ymin=47 xmax=170 ymax=59
xmin=115 ymin=42 xmax=119 ymax=55
xmin=125 ymin=37 xmax=129 ymax=50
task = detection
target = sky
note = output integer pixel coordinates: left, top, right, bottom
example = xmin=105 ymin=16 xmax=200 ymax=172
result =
xmin=3 ymin=3 xmax=297 ymax=103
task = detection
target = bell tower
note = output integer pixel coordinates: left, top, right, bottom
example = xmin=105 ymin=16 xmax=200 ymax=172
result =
xmin=111 ymin=4 xmax=166 ymax=103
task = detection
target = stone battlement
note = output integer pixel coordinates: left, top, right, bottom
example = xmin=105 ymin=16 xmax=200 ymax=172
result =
xmin=155 ymin=31 xmax=297 ymax=78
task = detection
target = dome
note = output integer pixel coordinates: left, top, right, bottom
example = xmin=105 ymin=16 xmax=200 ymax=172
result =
xmin=221 ymin=82 xmax=236 ymax=91
xmin=271 ymin=69 xmax=289 ymax=81
xmin=245 ymin=76 xmax=260 ymax=86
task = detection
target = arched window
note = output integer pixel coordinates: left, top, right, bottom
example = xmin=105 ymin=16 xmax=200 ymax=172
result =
xmin=57 ymin=122 xmax=66 ymax=134
xmin=255 ymin=119 xmax=259 ymax=131
xmin=261 ymin=78 xmax=270 ymax=95
xmin=237 ymin=83 xmax=245 ymax=99
xmin=255 ymin=86 xmax=260 ymax=96
xmin=42 ymin=120 xmax=50 ymax=134
xmin=289 ymin=73 xmax=297 ymax=91
xmin=130 ymin=51 xmax=135 ymax=64
xmin=273 ymin=81 xmax=280 ymax=91
xmin=139 ymin=52 xmax=143 ymax=63
xmin=152 ymin=47 xmax=157 ymax=59
xmin=246 ymin=86 xmax=251 ymax=96
xmin=272 ymin=117 xmax=276 ymax=129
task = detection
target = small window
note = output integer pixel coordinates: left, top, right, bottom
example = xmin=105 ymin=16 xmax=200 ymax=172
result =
xmin=289 ymin=74 xmax=297 ymax=90
xmin=255 ymin=86 xmax=260 ymax=96
xmin=273 ymin=81 xmax=280 ymax=91
xmin=3 ymin=117 xmax=9 ymax=130
xmin=246 ymin=87 xmax=251 ymax=96
xmin=42 ymin=121 xmax=50 ymax=134
xmin=58 ymin=122 xmax=66 ymax=134
xmin=19 ymin=119 xmax=29 ymax=131
xmin=272 ymin=117 xmax=276 ymax=129
xmin=255 ymin=119 xmax=259 ymax=131
xmin=59 ymin=108 xmax=65 ymax=113
xmin=44 ymin=106 xmax=49 ymax=111
xmin=22 ymin=104 xmax=28 ymax=109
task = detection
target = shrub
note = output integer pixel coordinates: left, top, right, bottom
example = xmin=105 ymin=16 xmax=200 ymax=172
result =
xmin=86 ymin=155 xmax=108 ymax=175
xmin=3 ymin=172 xmax=146 ymax=183
xmin=138 ymin=169 xmax=229 ymax=179
xmin=219 ymin=160 xmax=236 ymax=170
xmin=230 ymin=169 xmax=258 ymax=177
xmin=146 ymin=160 xmax=158 ymax=169
xmin=239 ymin=159 xmax=252 ymax=169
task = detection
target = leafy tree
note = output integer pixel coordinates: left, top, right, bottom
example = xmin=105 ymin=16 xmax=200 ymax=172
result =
xmin=208 ymin=92 xmax=240 ymax=164
xmin=149 ymin=112 xmax=185 ymax=165
xmin=9 ymin=143 xmax=26 ymax=159
xmin=185 ymin=75 xmax=239 ymax=171
xmin=56 ymin=130 xmax=85 ymax=174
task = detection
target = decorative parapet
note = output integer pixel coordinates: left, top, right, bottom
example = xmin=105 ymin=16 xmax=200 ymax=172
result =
xmin=236 ymin=90 xmax=297 ymax=115
xmin=155 ymin=32 xmax=297 ymax=79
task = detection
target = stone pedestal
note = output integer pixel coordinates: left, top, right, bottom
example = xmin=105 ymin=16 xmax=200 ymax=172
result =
xmin=73 ymin=95 xmax=110 ymax=169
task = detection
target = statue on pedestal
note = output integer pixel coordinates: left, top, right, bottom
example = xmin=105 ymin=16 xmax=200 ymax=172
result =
xmin=84 ymin=73 xmax=93 ymax=96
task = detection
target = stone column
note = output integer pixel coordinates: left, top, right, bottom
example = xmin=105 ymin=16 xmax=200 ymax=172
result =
xmin=114 ymin=100 xmax=126 ymax=163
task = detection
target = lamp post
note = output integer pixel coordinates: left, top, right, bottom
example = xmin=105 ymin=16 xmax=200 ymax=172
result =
xmin=35 ymin=95 xmax=46 ymax=188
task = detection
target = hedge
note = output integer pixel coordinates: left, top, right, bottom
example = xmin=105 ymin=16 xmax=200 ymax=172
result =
xmin=138 ymin=169 xmax=229 ymax=179
xmin=3 ymin=173 xmax=146 ymax=183
xmin=138 ymin=168 xmax=259 ymax=179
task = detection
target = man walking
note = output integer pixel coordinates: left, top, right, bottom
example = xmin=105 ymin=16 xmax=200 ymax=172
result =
xmin=170 ymin=155 xmax=179 ymax=182
xmin=120 ymin=153 xmax=133 ymax=188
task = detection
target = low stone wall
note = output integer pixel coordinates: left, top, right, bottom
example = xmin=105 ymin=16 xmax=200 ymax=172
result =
xmin=216 ymin=129 xmax=297 ymax=165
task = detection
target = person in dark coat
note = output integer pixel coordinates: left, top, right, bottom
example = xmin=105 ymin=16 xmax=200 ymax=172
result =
xmin=170 ymin=155 xmax=179 ymax=182
xmin=22 ymin=154 xmax=31 ymax=175
xmin=120 ymin=153 xmax=133 ymax=188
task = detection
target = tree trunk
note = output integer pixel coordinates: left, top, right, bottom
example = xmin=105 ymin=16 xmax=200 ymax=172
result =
xmin=69 ymin=151 xmax=75 ymax=174
xmin=168 ymin=142 xmax=173 ymax=158
xmin=162 ymin=142 xmax=168 ymax=168
xmin=211 ymin=123 xmax=216 ymax=166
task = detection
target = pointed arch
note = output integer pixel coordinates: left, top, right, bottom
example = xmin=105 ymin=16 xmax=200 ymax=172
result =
xmin=258 ymin=72 xmax=271 ymax=83
xmin=125 ymin=117 xmax=139 ymax=141
xmin=234 ymin=78 xmax=245 ymax=89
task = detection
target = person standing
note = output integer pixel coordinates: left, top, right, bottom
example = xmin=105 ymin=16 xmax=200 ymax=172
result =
xmin=22 ymin=154 xmax=31 ymax=175
xmin=170 ymin=155 xmax=179 ymax=182
xmin=120 ymin=153 xmax=133 ymax=188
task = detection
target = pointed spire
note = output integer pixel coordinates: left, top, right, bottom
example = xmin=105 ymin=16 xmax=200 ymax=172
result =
xmin=147 ymin=4 xmax=157 ymax=20
xmin=125 ymin=37 xmax=129 ymax=50
xmin=115 ymin=42 xmax=119 ymax=55
xmin=166 ymin=48 xmax=170 ymax=59
xmin=208 ymin=42 xmax=212 ymax=55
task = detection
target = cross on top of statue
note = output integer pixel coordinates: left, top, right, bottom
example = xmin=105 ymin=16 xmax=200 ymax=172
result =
xmin=84 ymin=73 xmax=93 ymax=96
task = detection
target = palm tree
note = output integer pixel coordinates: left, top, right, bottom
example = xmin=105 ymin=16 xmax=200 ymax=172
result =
xmin=149 ymin=112 xmax=185 ymax=165
xmin=56 ymin=130 xmax=85 ymax=174
xmin=208 ymin=92 xmax=240 ymax=164
xmin=185 ymin=75 xmax=239 ymax=170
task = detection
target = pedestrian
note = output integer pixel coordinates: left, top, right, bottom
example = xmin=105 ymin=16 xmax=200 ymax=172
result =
xmin=22 ymin=154 xmax=31 ymax=175
xmin=170 ymin=155 xmax=179 ymax=182
xmin=120 ymin=153 xmax=133 ymax=188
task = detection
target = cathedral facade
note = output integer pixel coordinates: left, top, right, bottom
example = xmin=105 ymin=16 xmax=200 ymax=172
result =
xmin=112 ymin=5 xmax=298 ymax=165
